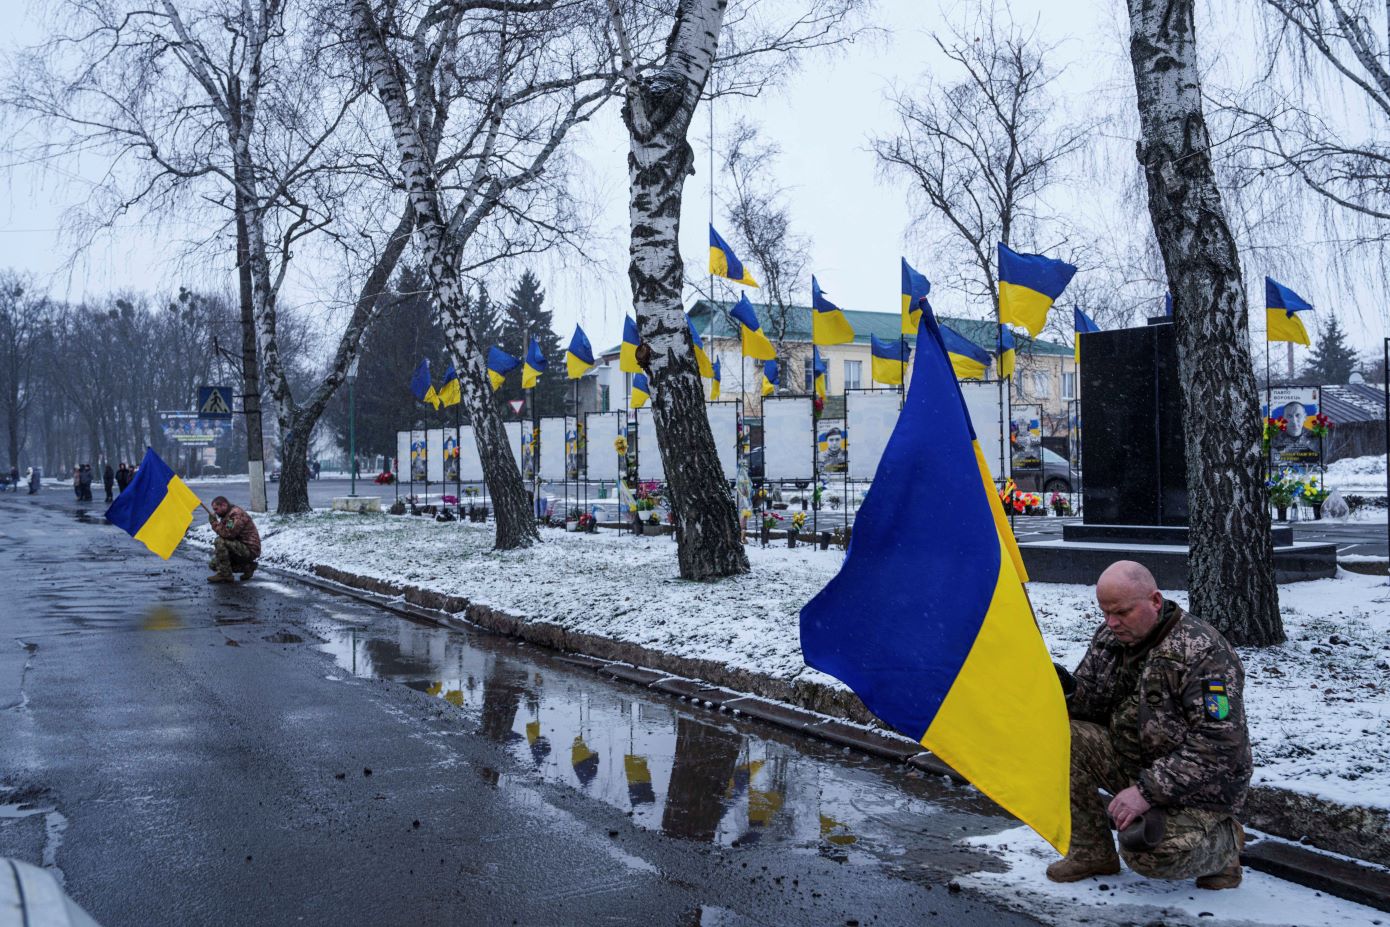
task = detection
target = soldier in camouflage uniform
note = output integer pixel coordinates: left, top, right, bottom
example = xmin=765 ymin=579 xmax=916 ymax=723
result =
xmin=207 ymin=496 xmax=261 ymax=584
xmin=1048 ymin=560 xmax=1251 ymax=889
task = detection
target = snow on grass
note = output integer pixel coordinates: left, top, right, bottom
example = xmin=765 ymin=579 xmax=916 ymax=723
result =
xmin=193 ymin=512 xmax=1390 ymax=810
xmin=1324 ymin=454 xmax=1387 ymax=492
xmin=957 ymin=826 xmax=1384 ymax=927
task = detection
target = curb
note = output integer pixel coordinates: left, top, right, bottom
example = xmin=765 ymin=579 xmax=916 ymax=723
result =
xmin=260 ymin=559 xmax=1389 ymax=911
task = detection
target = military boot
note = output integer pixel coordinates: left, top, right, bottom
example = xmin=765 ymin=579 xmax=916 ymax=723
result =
xmin=1045 ymin=853 xmax=1121 ymax=883
xmin=207 ymin=573 xmax=235 ymax=584
xmin=1196 ymin=821 xmax=1244 ymax=890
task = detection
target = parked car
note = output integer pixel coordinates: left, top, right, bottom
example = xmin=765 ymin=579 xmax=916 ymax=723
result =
xmin=1011 ymin=447 xmax=1079 ymax=494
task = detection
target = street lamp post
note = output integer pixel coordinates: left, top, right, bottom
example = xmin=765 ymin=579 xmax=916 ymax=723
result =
xmin=347 ymin=356 xmax=359 ymax=498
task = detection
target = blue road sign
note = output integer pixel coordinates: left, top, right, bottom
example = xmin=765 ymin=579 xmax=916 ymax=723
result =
xmin=197 ymin=386 xmax=234 ymax=420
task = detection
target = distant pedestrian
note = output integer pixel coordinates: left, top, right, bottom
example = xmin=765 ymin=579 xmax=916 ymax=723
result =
xmin=72 ymin=467 xmax=81 ymax=500
xmin=116 ymin=462 xmax=132 ymax=493
xmin=206 ymin=495 xmax=261 ymax=583
xmin=5 ymin=466 xmax=16 ymax=493
xmin=27 ymin=467 xmax=39 ymax=494
xmin=103 ymin=462 xmax=115 ymax=503
xmin=79 ymin=464 xmax=94 ymax=502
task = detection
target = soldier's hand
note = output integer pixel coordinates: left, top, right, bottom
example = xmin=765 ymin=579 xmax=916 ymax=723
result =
xmin=1108 ymin=785 xmax=1151 ymax=832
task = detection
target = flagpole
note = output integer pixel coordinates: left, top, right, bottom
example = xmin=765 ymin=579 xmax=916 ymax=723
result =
xmin=454 ymin=400 xmax=461 ymax=514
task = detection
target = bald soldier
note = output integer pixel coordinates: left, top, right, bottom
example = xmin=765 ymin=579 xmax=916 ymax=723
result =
xmin=1049 ymin=561 xmax=1251 ymax=889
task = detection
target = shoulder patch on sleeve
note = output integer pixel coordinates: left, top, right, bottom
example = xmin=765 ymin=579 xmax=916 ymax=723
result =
xmin=1204 ymin=679 xmax=1230 ymax=720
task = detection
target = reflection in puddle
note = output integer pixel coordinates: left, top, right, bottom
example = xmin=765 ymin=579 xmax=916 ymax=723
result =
xmin=140 ymin=606 xmax=183 ymax=631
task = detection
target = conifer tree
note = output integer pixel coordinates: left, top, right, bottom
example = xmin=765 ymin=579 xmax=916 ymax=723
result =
xmin=494 ymin=271 xmax=565 ymax=417
xmin=1302 ymin=314 xmax=1357 ymax=385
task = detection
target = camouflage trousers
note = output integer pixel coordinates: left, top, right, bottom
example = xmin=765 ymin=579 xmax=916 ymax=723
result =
xmin=1067 ymin=720 xmax=1240 ymax=879
xmin=209 ymin=538 xmax=256 ymax=576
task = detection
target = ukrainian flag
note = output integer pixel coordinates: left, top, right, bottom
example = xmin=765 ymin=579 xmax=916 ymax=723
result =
xmin=997 ymin=326 xmax=1017 ymax=380
xmin=437 ymin=363 xmax=461 ymax=407
xmin=941 ymin=325 xmax=990 ymax=380
xmin=1266 ymin=277 xmax=1312 ymax=345
xmin=870 ymin=335 xmax=910 ymax=386
xmin=486 ymin=346 xmax=520 ymax=391
xmin=998 ymin=243 xmax=1078 ymax=337
xmin=522 ymin=336 xmax=547 ymax=389
xmin=813 ymin=346 xmax=827 ymax=399
xmin=625 ymin=755 xmax=656 ymax=806
xmin=1164 ymin=291 xmax=1173 ymax=317
xmin=760 ymin=359 xmax=778 ymax=397
xmin=105 ymin=447 xmax=203 ymax=560
xmin=621 ymin=316 xmax=643 ymax=373
xmin=799 ymin=302 xmax=1071 ymax=855
xmin=710 ymin=357 xmax=722 ymax=401
xmin=730 ymin=294 xmax=776 ymax=360
xmin=687 ymin=314 xmax=714 ymax=378
xmin=811 ymin=276 xmax=856 ymax=346
xmin=901 ymin=258 xmax=931 ymax=336
xmin=566 ymin=325 xmax=595 ymax=379
xmin=1073 ymin=307 xmax=1101 ymax=364
xmin=710 ymin=225 xmax=759 ymax=287
xmin=410 ymin=358 xmax=440 ymax=409
xmin=631 ymin=373 xmax=651 ymax=409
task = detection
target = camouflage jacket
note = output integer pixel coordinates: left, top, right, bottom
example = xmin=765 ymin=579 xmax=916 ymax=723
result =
xmin=1068 ymin=601 xmax=1252 ymax=814
xmin=213 ymin=505 xmax=261 ymax=558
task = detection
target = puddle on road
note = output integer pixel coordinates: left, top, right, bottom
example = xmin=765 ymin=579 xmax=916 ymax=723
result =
xmin=311 ymin=618 xmax=1007 ymax=871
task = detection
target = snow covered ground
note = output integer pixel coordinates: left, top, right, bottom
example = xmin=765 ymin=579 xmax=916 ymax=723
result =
xmin=1324 ymin=453 xmax=1387 ymax=493
xmin=190 ymin=512 xmax=1390 ymax=813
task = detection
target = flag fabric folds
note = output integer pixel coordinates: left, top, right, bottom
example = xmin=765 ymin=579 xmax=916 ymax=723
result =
xmin=730 ymin=294 xmax=776 ymax=360
xmin=486 ymin=346 xmax=520 ymax=391
xmin=630 ymin=373 xmax=651 ymax=409
xmin=998 ymin=243 xmax=1078 ymax=337
xmin=687 ymin=315 xmax=714 ymax=378
xmin=711 ymin=357 xmax=722 ymax=401
xmin=566 ymin=325 xmax=595 ymax=379
xmin=870 ymin=335 xmax=910 ymax=385
xmin=941 ymin=325 xmax=991 ymax=380
xmin=621 ymin=316 xmax=642 ymax=373
xmin=105 ymin=447 xmax=203 ymax=560
xmin=761 ymin=359 xmax=778 ymax=397
xmin=813 ymin=346 xmax=828 ymax=399
xmin=799 ymin=303 xmax=1071 ymax=855
xmin=997 ymin=326 xmax=1017 ymax=380
xmin=901 ymin=258 xmax=931 ymax=336
xmin=410 ymin=358 xmax=440 ymax=409
xmin=1265 ymin=277 xmax=1313 ymax=345
xmin=1164 ymin=292 xmax=1173 ymax=317
xmin=1073 ymin=308 xmax=1101 ymax=364
xmin=811 ymin=276 xmax=856 ymax=346
xmin=522 ymin=336 xmax=547 ymax=389
xmin=437 ymin=363 xmax=461 ymax=407
xmin=709 ymin=225 xmax=759 ymax=287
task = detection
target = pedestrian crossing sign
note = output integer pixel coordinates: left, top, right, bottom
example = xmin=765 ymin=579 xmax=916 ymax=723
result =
xmin=197 ymin=386 xmax=234 ymax=420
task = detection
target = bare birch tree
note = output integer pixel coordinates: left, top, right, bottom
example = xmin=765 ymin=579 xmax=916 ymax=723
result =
xmin=1127 ymin=0 xmax=1284 ymax=646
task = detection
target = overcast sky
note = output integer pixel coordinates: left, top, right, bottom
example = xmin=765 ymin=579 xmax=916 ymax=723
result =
xmin=3 ymin=0 xmax=1387 ymax=362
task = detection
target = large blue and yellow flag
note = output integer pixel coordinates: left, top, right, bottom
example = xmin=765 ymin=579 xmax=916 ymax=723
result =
xmin=410 ymin=358 xmax=440 ymax=409
xmin=486 ymin=346 xmax=520 ymax=391
xmin=631 ymin=373 xmax=651 ymax=409
xmin=1266 ymin=277 xmax=1312 ymax=345
xmin=870 ymin=335 xmax=910 ymax=385
xmin=813 ymin=346 xmax=828 ymax=399
xmin=941 ymin=325 xmax=990 ymax=380
xmin=711 ymin=357 xmax=722 ymax=401
xmin=710 ymin=225 xmax=759 ymax=287
xmin=901 ymin=258 xmax=931 ymax=336
xmin=799 ymin=304 xmax=1070 ymax=854
xmin=105 ymin=447 xmax=204 ymax=560
xmin=566 ymin=325 xmax=595 ymax=379
xmin=998 ymin=243 xmax=1078 ymax=337
xmin=522 ymin=336 xmax=547 ymax=389
xmin=997 ymin=326 xmax=1017 ymax=380
xmin=437 ymin=363 xmax=461 ymax=407
xmin=687 ymin=315 xmax=714 ymax=378
xmin=730 ymin=294 xmax=776 ymax=360
xmin=760 ymin=359 xmax=779 ymax=397
xmin=811 ymin=276 xmax=856 ymax=346
xmin=1073 ymin=308 xmax=1101 ymax=364
xmin=621 ymin=316 xmax=643 ymax=373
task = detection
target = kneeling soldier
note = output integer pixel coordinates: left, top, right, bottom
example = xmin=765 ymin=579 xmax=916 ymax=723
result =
xmin=1050 ymin=560 xmax=1250 ymax=890
xmin=207 ymin=495 xmax=261 ymax=583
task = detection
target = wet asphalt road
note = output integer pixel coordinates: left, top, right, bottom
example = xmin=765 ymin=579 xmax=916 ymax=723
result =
xmin=0 ymin=493 xmax=1041 ymax=926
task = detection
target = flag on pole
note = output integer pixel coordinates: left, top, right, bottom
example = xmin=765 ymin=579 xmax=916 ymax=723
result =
xmin=105 ymin=447 xmax=203 ymax=559
xmin=760 ymin=359 xmax=779 ymax=397
xmin=438 ymin=363 xmax=461 ymax=407
xmin=730 ymin=294 xmax=776 ymax=360
xmin=630 ymin=373 xmax=651 ymax=409
xmin=813 ymin=346 xmax=828 ymax=399
xmin=687 ymin=315 xmax=714 ymax=378
xmin=870 ymin=335 xmax=911 ymax=385
xmin=410 ymin=358 xmax=440 ymax=409
xmin=941 ymin=326 xmax=990 ymax=380
xmin=1265 ymin=277 xmax=1312 ymax=345
xmin=998 ymin=243 xmax=1078 ymax=337
xmin=711 ymin=357 xmax=722 ymax=401
xmin=811 ymin=276 xmax=856 ymax=346
xmin=1073 ymin=308 xmax=1101 ymax=364
xmin=566 ymin=325 xmax=595 ymax=379
xmin=799 ymin=301 xmax=1071 ymax=855
xmin=901 ymin=258 xmax=931 ymax=336
xmin=620 ymin=316 xmax=643 ymax=373
xmin=709 ymin=225 xmax=759 ymax=287
xmin=522 ymin=336 xmax=547 ymax=389
xmin=1164 ymin=292 xmax=1173 ymax=317
xmin=486 ymin=346 xmax=520 ymax=391
xmin=997 ymin=326 xmax=1017 ymax=380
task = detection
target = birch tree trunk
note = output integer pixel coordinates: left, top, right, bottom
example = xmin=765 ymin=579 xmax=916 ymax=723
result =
xmin=1127 ymin=0 xmax=1284 ymax=645
xmin=612 ymin=0 xmax=749 ymax=580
